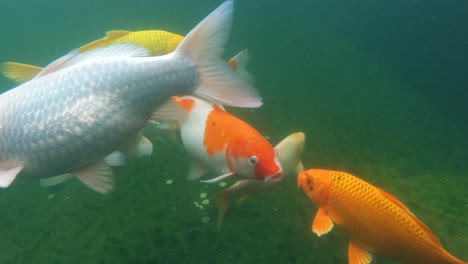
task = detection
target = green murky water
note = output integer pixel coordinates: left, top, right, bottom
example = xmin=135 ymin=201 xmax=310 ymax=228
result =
xmin=0 ymin=0 xmax=466 ymax=263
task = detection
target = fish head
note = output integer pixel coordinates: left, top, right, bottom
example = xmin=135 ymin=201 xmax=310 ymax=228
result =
xmin=297 ymin=169 xmax=332 ymax=206
xmin=227 ymin=139 xmax=283 ymax=182
xmin=274 ymin=132 xmax=305 ymax=176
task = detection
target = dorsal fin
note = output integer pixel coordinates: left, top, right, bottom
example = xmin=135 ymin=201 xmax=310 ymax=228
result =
xmin=79 ymin=30 xmax=132 ymax=52
xmin=106 ymin=30 xmax=132 ymax=39
xmin=34 ymin=43 xmax=149 ymax=79
xmin=378 ymin=188 xmax=441 ymax=245
xmin=2 ymin=62 xmax=43 ymax=83
xmin=227 ymin=49 xmax=254 ymax=83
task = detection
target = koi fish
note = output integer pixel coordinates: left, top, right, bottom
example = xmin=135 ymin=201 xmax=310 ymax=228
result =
xmin=41 ymin=48 xmax=253 ymax=189
xmin=215 ymin=132 xmax=305 ymax=231
xmin=0 ymin=0 xmax=261 ymax=193
xmin=297 ymin=169 xmax=467 ymax=264
xmin=2 ymin=30 xmax=184 ymax=84
xmin=159 ymin=95 xmax=281 ymax=183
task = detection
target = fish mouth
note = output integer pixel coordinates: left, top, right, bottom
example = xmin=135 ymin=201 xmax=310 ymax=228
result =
xmin=264 ymin=172 xmax=283 ymax=182
xmin=297 ymin=172 xmax=306 ymax=189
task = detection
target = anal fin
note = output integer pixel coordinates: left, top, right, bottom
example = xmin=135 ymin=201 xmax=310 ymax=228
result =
xmin=348 ymin=241 xmax=373 ymax=264
xmin=187 ymin=160 xmax=208 ymax=180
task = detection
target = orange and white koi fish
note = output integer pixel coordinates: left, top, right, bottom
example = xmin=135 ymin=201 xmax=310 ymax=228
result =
xmin=297 ymin=169 xmax=467 ymax=264
xmin=158 ymin=96 xmax=282 ymax=183
xmin=215 ymin=132 xmax=305 ymax=230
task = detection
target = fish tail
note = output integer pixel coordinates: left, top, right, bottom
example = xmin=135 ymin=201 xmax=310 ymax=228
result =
xmin=174 ymin=0 xmax=262 ymax=108
xmin=214 ymin=190 xmax=231 ymax=231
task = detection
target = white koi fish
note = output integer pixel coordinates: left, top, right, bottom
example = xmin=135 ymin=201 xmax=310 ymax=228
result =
xmin=0 ymin=0 xmax=261 ymax=193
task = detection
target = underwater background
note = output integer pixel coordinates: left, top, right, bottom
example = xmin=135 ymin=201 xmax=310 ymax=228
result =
xmin=0 ymin=0 xmax=467 ymax=263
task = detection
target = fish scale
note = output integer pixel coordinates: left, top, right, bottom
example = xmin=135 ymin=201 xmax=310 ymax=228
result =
xmin=0 ymin=56 xmax=197 ymax=179
xmin=298 ymin=169 xmax=467 ymax=264
xmin=0 ymin=1 xmax=262 ymax=193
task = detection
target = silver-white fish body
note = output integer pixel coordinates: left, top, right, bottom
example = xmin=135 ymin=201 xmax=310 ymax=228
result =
xmin=0 ymin=53 xmax=197 ymax=179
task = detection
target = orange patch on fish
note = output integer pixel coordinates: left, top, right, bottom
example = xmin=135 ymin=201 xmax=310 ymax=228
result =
xmin=227 ymin=59 xmax=237 ymax=70
xmin=202 ymin=105 xmax=257 ymax=156
xmin=173 ymin=96 xmax=195 ymax=112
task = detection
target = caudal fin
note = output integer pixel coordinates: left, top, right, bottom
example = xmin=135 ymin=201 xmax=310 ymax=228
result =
xmin=174 ymin=0 xmax=262 ymax=108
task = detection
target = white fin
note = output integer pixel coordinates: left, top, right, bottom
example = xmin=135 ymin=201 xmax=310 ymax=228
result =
xmin=295 ymin=161 xmax=304 ymax=174
xmin=146 ymin=120 xmax=179 ymax=131
xmin=200 ymin=172 xmax=234 ymax=183
xmin=151 ymin=98 xmax=187 ymax=121
xmin=132 ymin=136 xmax=153 ymax=157
xmin=174 ymin=0 xmax=262 ymax=108
xmin=104 ymin=151 xmax=126 ymax=167
xmin=0 ymin=166 xmax=23 ymax=188
xmin=187 ymin=160 xmax=209 ymax=180
xmin=40 ymin=173 xmax=73 ymax=187
xmin=35 ymin=43 xmax=150 ymax=79
xmin=74 ymin=160 xmax=114 ymax=194
xmin=228 ymin=49 xmax=254 ymax=83
xmin=215 ymin=104 xmax=226 ymax=111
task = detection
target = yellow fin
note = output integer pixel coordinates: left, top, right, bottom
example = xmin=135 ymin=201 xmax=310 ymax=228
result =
xmin=105 ymin=30 xmax=131 ymax=39
xmin=237 ymin=195 xmax=249 ymax=203
xmin=79 ymin=30 xmax=132 ymax=52
xmin=348 ymin=241 xmax=373 ymax=264
xmin=215 ymin=190 xmax=231 ymax=231
xmin=2 ymin=62 xmax=43 ymax=83
xmin=312 ymin=207 xmax=334 ymax=236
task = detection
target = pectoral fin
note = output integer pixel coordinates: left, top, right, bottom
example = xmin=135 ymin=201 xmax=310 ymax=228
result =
xmin=312 ymin=207 xmax=334 ymax=237
xmin=126 ymin=133 xmax=153 ymax=157
xmin=151 ymin=97 xmax=187 ymax=121
xmin=348 ymin=241 xmax=373 ymax=264
xmin=0 ymin=165 xmax=23 ymax=188
xmin=187 ymin=160 xmax=209 ymax=180
xmin=215 ymin=190 xmax=231 ymax=231
xmin=104 ymin=151 xmax=126 ymax=167
xmin=74 ymin=160 xmax=114 ymax=194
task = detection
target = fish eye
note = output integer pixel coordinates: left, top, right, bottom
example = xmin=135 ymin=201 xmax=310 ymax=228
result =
xmin=249 ymin=156 xmax=258 ymax=165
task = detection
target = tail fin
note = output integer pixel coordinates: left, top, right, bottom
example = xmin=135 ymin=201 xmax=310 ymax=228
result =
xmin=215 ymin=190 xmax=232 ymax=231
xmin=174 ymin=0 xmax=262 ymax=108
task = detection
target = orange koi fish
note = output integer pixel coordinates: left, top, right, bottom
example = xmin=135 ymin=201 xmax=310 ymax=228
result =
xmin=297 ymin=169 xmax=467 ymax=264
xmin=157 ymin=96 xmax=282 ymax=183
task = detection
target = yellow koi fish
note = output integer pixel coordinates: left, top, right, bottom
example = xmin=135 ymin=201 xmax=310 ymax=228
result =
xmin=2 ymin=30 xmax=184 ymax=83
